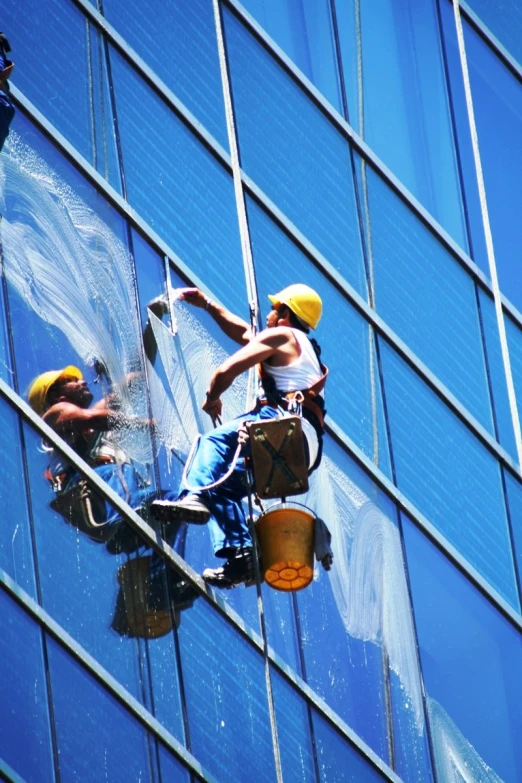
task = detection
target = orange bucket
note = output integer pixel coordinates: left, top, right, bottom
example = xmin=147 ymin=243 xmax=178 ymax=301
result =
xmin=256 ymin=504 xmax=315 ymax=592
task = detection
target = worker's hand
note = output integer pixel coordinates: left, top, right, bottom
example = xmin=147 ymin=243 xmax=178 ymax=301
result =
xmin=178 ymin=288 xmax=207 ymax=308
xmin=237 ymin=422 xmax=251 ymax=448
xmin=202 ymin=394 xmax=222 ymax=425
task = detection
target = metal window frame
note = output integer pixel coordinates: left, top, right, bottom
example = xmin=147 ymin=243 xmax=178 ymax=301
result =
xmin=458 ymin=0 xmax=522 ymax=85
xmin=0 ymin=567 xmax=216 ymax=783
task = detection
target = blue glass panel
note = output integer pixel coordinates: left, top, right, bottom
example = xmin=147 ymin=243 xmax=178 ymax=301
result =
xmin=464 ymin=19 xmax=522 ymax=313
xmin=466 ymin=0 xmax=522 ymax=70
xmin=506 ymin=314 xmax=522 ymax=438
xmin=504 ymin=471 xmax=522 ymax=597
xmin=358 ymin=162 xmax=493 ymax=435
xmin=237 ymin=0 xmax=342 ymax=112
xmin=247 ymin=197 xmax=393 ymax=477
xmin=224 ymin=9 xmax=367 ymax=296
xmin=109 ymin=46 xmax=244 ymax=311
xmin=441 ymin=4 xmax=522 ymax=312
xmin=178 ymin=597 xmax=276 ymax=782
xmin=312 ymin=711 xmax=390 ymax=782
xmin=0 ymin=273 xmax=14 ymax=383
xmin=380 ymin=340 xmax=519 ymax=609
xmin=334 ymin=0 xmax=467 ymax=250
xmin=0 ymin=398 xmax=37 ymax=597
xmin=21 ymin=420 xmax=150 ymax=700
xmin=271 ymin=669 xmax=317 ymax=783
xmin=403 ymin=515 xmax=522 ymax=783
xmin=293 ymin=434 xmax=433 ymax=777
xmin=1 ymin=1 xmax=119 ymax=184
xmin=158 ymin=744 xmax=191 ymax=783
xmin=47 ymin=637 xmax=154 ymax=783
xmin=0 ymin=588 xmax=55 ymax=782
xmin=478 ymin=290 xmax=518 ymax=458
xmin=100 ymin=0 xmax=227 ymax=148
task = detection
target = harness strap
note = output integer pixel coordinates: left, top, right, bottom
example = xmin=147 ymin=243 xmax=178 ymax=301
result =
xmin=258 ymin=362 xmax=328 ymax=429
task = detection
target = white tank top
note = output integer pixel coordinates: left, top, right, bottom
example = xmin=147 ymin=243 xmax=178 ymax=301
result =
xmin=261 ymin=329 xmax=324 ymax=396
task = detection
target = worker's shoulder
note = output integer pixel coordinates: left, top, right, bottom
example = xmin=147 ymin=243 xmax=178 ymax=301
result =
xmin=256 ymin=325 xmax=294 ymax=345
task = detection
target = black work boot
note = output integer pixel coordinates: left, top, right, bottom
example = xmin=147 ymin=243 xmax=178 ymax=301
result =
xmin=202 ymin=547 xmax=256 ymax=589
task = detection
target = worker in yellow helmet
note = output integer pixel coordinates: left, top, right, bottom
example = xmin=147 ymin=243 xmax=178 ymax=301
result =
xmin=151 ymin=283 xmax=327 ymax=589
xmin=28 ymin=364 xmax=166 ymax=551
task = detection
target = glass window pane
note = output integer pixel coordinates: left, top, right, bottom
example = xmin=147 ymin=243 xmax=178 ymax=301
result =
xmin=403 ymin=515 xmax=522 ymax=783
xmin=0 ymin=588 xmax=55 ymax=782
xmin=237 ymin=0 xmax=342 ymax=112
xmin=224 ymin=8 xmax=367 ymax=297
xmin=334 ymin=0 xmax=467 ymax=250
xmin=247 ymin=197 xmax=393 ymax=477
xmin=506 ymin=314 xmax=522 ymax=443
xmin=2 ymin=2 xmax=120 ymax=185
xmin=380 ymin=340 xmax=519 ymax=609
xmin=477 ymin=290 xmax=519 ymax=459
xmin=312 ymin=710 xmax=391 ymax=783
xmin=504 ymin=470 xmax=522 ymax=595
xmin=358 ymin=161 xmax=494 ymax=436
xmin=178 ymin=597 xmax=277 ymax=782
xmin=465 ymin=0 xmax=522 ymax=70
xmin=271 ymin=668 xmax=317 ymax=783
xmin=109 ymin=46 xmax=245 ymax=310
xmin=100 ymin=0 xmax=228 ymax=148
xmin=291 ymin=434 xmax=432 ymax=777
xmin=47 ymin=637 xmax=157 ymax=783
xmin=0 ymin=399 xmax=37 ymax=597
xmin=441 ymin=4 xmax=522 ymax=312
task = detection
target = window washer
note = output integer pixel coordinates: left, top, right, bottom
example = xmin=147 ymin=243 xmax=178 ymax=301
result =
xmin=28 ymin=365 xmax=198 ymax=637
xmin=151 ymin=283 xmax=327 ymax=589
xmin=27 ymin=364 xmax=179 ymax=553
xmin=0 ymin=32 xmax=15 ymax=152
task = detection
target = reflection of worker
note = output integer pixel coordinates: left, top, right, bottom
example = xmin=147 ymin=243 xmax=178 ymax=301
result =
xmin=28 ymin=365 xmax=176 ymax=553
xmin=0 ymin=32 xmax=15 ymax=153
xmin=152 ymin=284 xmax=327 ymax=589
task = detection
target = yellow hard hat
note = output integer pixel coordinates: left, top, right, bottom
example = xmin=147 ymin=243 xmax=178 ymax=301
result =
xmin=28 ymin=365 xmax=83 ymax=415
xmin=268 ymin=284 xmax=323 ymax=330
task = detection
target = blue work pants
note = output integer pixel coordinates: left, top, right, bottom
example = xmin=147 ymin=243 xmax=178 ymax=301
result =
xmin=179 ymin=406 xmax=283 ymax=557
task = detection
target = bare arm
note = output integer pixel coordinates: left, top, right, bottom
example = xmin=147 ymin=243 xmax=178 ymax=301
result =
xmin=179 ymin=288 xmax=252 ymax=345
xmin=43 ymin=401 xmax=113 ymax=437
xmin=202 ymin=327 xmax=294 ymax=419
xmin=44 ymin=401 xmax=151 ymax=437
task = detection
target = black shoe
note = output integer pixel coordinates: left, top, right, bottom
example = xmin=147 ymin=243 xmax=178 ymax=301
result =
xmin=151 ymin=494 xmax=210 ymax=525
xmin=203 ymin=547 xmax=256 ymax=589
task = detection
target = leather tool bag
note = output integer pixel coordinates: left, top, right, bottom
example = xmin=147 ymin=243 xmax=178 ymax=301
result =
xmin=247 ymin=416 xmax=308 ymax=499
xmin=50 ymin=479 xmax=111 ymax=542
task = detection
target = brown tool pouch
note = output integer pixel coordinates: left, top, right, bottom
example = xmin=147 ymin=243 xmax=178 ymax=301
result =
xmin=247 ymin=416 xmax=309 ymax=499
xmin=50 ymin=479 xmax=111 ymax=542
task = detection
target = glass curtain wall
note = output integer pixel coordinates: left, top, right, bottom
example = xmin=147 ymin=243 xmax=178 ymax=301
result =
xmin=1 ymin=1 xmax=522 ymax=782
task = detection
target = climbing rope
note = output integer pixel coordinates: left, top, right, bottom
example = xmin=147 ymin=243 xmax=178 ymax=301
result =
xmin=211 ymin=5 xmax=283 ymax=781
xmin=452 ymin=0 xmax=522 ymax=474
xmin=211 ymin=0 xmax=262 ymax=410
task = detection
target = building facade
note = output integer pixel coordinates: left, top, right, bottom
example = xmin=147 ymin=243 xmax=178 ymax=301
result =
xmin=0 ymin=1 xmax=521 ymax=781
